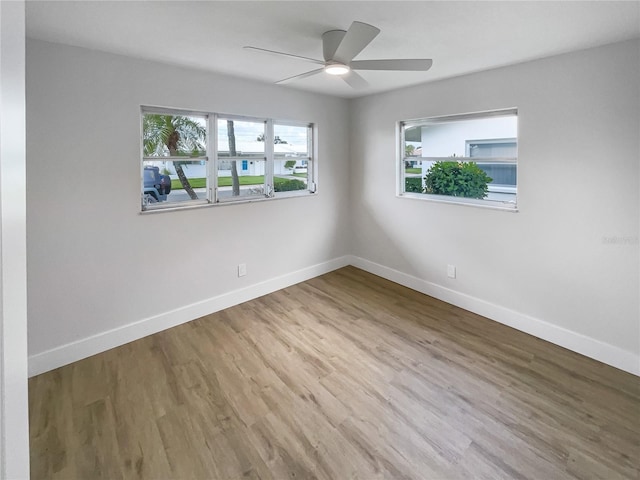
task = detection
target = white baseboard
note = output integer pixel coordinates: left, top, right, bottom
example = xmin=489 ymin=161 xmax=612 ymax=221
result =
xmin=29 ymin=254 xmax=639 ymax=378
xmin=348 ymin=255 xmax=640 ymax=376
xmin=28 ymin=256 xmax=351 ymax=377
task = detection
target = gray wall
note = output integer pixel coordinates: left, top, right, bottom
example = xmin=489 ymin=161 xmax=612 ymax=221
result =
xmin=349 ymin=39 xmax=639 ymax=357
xmin=26 ymin=39 xmax=351 ymax=359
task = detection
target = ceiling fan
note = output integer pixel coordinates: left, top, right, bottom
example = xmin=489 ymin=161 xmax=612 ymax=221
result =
xmin=244 ymin=21 xmax=433 ymax=88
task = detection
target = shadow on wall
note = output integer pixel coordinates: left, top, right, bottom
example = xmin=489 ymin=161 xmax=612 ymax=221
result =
xmin=355 ymin=201 xmax=426 ymax=278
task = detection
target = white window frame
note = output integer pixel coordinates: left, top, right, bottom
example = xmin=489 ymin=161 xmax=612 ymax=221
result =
xmin=273 ymin=121 xmax=316 ymax=198
xmin=140 ymin=107 xmax=316 ymax=212
xmin=398 ymin=108 xmax=518 ymax=211
xmin=214 ymin=113 xmax=271 ymax=204
xmin=141 ymin=107 xmax=210 ymax=211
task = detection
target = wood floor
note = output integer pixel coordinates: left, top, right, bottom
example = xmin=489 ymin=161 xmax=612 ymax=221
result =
xmin=29 ymin=267 xmax=640 ymax=479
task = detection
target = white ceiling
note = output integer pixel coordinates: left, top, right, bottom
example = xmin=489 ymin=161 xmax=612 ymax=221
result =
xmin=26 ymin=1 xmax=640 ymax=99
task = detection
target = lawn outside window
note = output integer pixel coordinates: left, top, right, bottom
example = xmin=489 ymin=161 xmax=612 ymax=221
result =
xmin=399 ymin=108 xmax=518 ymax=211
xmin=141 ymin=106 xmax=316 ymax=211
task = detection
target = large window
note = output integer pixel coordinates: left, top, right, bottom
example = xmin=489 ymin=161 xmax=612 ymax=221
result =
xmin=399 ymin=108 xmax=518 ymax=210
xmin=141 ymin=107 xmax=315 ymax=211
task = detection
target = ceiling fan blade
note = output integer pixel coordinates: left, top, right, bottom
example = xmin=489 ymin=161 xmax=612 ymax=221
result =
xmin=350 ymin=59 xmax=433 ymax=71
xmin=322 ymin=30 xmax=346 ymax=62
xmin=332 ymin=21 xmax=380 ymax=64
xmin=342 ymin=70 xmax=369 ymax=89
xmin=244 ymin=46 xmax=324 ymax=65
xmin=276 ymin=68 xmax=325 ymax=85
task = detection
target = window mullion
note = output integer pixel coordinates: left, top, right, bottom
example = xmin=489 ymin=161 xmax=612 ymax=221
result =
xmin=398 ymin=123 xmax=406 ymax=197
xmin=211 ymin=113 xmax=218 ymax=203
xmin=308 ymin=124 xmax=316 ymax=193
xmin=265 ymin=119 xmax=274 ymax=197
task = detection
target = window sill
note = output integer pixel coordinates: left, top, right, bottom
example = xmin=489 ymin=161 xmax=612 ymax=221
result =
xmin=140 ymin=191 xmax=316 ymax=214
xmin=397 ymin=192 xmax=518 ymax=212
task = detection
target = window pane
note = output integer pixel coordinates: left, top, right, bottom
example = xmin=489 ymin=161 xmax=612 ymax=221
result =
xmin=411 ymin=115 xmax=517 ymax=158
xmin=217 ymin=119 xmax=265 ymax=158
xmin=143 ymin=114 xmax=207 ymax=157
xmin=274 ymin=159 xmax=309 ymax=193
xmin=274 ymin=124 xmax=310 ymax=157
xmin=401 ymin=111 xmax=518 ymax=207
xmin=404 ymin=126 xmax=422 ymax=157
xmin=143 ymin=160 xmax=207 ymax=207
xmin=217 ymin=160 xmax=265 ymax=200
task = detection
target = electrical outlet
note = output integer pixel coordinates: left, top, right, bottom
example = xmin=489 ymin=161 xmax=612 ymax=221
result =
xmin=238 ymin=263 xmax=247 ymax=277
xmin=447 ymin=264 xmax=456 ymax=279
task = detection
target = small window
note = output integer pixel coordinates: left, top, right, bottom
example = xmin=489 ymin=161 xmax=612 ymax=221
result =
xmin=216 ymin=117 xmax=267 ymax=201
xmin=142 ymin=110 xmax=208 ymax=209
xmin=399 ymin=109 xmax=518 ymax=210
xmin=273 ymin=123 xmax=314 ymax=196
xmin=141 ymin=108 xmax=316 ymax=211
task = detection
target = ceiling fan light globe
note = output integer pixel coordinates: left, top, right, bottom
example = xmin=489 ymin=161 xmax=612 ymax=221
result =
xmin=324 ymin=64 xmax=350 ymax=75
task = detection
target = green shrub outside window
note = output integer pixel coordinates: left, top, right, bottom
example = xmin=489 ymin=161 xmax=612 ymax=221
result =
xmin=424 ymin=161 xmax=492 ymax=199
